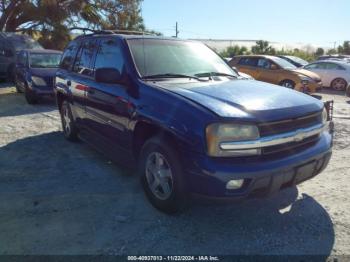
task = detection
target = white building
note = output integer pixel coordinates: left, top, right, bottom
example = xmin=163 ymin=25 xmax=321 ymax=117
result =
xmin=191 ymin=39 xmax=319 ymax=53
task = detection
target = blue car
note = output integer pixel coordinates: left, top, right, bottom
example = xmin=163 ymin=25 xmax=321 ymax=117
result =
xmin=55 ymin=31 xmax=333 ymax=213
xmin=15 ymin=49 xmax=62 ymax=104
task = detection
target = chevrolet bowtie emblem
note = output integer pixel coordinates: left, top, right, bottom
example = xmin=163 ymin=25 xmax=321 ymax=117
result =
xmin=294 ymin=130 xmax=307 ymax=142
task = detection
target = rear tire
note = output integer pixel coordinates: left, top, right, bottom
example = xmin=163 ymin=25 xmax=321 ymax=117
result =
xmin=60 ymin=100 xmax=78 ymax=141
xmin=15 ymin=77 xmax=23 ymax=93
xmin=331 ymin=78 xmax=347 ymax=91
xmin=6 ymin=65 xmax=15 ymax=83
xmin=139 ymin=136 xmax=188 ymax=214
xmin=280 ymin=80 xmax=296 ymax=89
xmin=24 ymin=86 xmax=38 ymax=104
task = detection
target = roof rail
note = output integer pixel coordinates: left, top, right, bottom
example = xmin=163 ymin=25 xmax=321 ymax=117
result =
xmin=69 ymin=27 xmax=154 ymax=36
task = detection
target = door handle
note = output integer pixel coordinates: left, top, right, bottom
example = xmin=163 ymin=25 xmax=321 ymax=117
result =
xmin=87 ymin=88 xmax=95 ymax=94
xmin=67 ymin=80 xmax=71 ymax=86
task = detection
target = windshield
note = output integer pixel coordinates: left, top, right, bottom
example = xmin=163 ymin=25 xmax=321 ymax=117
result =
xmin=127 ymin=39 xmax=237 ymax=78
xmin=271 ymin=56 xmax=297 ymax=70
xmin=8 ymin=35 xmax=43 ymax=50
xmin=29 ymin=53 xmax=61 ymax=68
xmin=285 ymin=56 xmax=308 ymax=66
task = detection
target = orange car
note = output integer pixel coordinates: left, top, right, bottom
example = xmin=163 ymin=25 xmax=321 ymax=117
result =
xmin=229 ymin=55 xmax=322 ymax=93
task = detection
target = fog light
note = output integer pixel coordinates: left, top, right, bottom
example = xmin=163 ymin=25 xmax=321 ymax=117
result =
xmin=226 ymin=179 xmax=244 ymax=190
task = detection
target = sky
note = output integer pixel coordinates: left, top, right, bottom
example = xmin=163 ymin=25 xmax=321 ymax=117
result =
xmin=141 ymin=0 xmax=349 ymax=48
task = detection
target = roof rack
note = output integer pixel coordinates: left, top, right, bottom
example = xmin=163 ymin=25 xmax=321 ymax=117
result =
xmin=69 ymin=27 xmax=154 ymax=36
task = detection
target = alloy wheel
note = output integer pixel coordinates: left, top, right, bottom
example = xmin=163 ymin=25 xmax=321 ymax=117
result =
xmin=62 ymin=105 xmax=71 ymax=135
xmin=145 ymin=152 xmax=174 ymax=200
xmin=332 ymin=79 xmax=346 ymax=91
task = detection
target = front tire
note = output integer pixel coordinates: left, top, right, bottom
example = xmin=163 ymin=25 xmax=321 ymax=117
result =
xmin=60 ymin=100 xmax=78 ymax=141
xmin=331 ymin=78 xmax=347 ymax=91
xmin=24 ymin=86 xmax=38 ymax=104
xmin=15 ymin=77 xmax=23 ymax=93
xmin=280 ymin=80 xmax=296 ymax=89
xmin=139 ymin=136 xmax=188 ymax=214
xmin=6 ymin=65 xmax=15 ymax=83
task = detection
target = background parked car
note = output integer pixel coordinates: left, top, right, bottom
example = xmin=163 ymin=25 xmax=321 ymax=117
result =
xmin=278 ymin=55 xmax=308 ymax=68
xmin=346 ymin=84 xmax=350 ymax=97
xmin=303 ymin=60 xmax=350 ymax=91
xmin=229 ymin=55 xmax=322 ymax=93
xmin=224 ymin=57 xmax=254 ymax=79
xmin=317 ymin=55 xmax=350 ymax=63
xmin=0 ymin=32 xmax=42 ymax=82
xmin=15 ymin=49 xmax=62 ymax=104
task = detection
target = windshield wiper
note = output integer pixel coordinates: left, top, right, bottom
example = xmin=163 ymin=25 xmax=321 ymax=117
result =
xmin=195 ymin=72 xmax=238 ymax=79
xmin=142 ymin=73 xmax=207 ymax=81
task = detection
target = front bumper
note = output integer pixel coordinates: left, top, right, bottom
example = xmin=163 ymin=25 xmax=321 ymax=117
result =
xmin=28 ymin=84 xmax=54 ymax=96
xmin=295 ymin=81 xmax=323 ymax=93
xmin=183 ymin=131 xmax=332 ymax=199
xmin=346 ymin=84 xmax=350 ymax=97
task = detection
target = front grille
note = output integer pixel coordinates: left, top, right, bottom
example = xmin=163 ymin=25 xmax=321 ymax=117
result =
xmin=262 ymin=134 xmax=319 ymax=155
xmin=44 ymin=76 xmax=54 ymax=87
xmin=258 ymin=112 xmax=321 ymax=137
xmin=258 ymin=112 xmax=322 ymax=156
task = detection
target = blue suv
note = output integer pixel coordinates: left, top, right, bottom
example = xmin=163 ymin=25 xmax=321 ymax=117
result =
xmin=55 ymin=31 xmax=333 ymax=213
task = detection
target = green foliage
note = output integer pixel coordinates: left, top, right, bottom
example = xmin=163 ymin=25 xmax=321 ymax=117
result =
xmin=327 ymin=48 xmax=337 ymax=55
xmin=251 ymin=40 xmax=276 ymax=55
xmin=0 ymin=0 xmax=149 ymax=50
xmin=337 ymin=41 xmax=350 ymax=55
xmin=219 ymin=45 xmax=249 ymax=58
xmin=219 ymin=40 xmax=338 ymax=62
xmin=315 ymin=47 xmax=324 ymax=56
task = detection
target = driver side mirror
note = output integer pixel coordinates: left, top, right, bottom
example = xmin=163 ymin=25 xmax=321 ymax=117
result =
xmin=95 ymin=68 xmax=122 ymax=84
xmin=231 ymin=66 xmax=239 ymax=73
xmin=0 ymin=49 xmax=14 ymax=57
xmin=270 ymin=64 xmax=279 ymax=70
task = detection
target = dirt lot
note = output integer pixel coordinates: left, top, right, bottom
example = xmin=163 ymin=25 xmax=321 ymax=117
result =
xmin=0 ymin=82 xmax=349 ymax=257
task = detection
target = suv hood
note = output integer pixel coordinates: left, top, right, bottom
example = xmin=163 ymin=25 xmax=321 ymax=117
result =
xmin=292 ymin=68 xmax=321 ymax=81
xmin=155 ymin=79 xmax=323 ymax=122
xmin=29 ymin=67 xmax=58 ymax=77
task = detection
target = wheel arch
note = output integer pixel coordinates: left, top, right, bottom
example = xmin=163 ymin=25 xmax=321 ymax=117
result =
xmin=132 ymin=120 xmax=184 ymax=160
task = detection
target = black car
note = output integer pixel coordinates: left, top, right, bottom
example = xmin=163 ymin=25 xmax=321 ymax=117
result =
xmin=54 ymin=30 xmax=333 ymax=213
xmin=0 ymin=33 xmax=43 ymax=81
xmin=15 ymin=49 xmax=62 ymax=104
xmin=278 ymin=55 xmax=308 ymax=68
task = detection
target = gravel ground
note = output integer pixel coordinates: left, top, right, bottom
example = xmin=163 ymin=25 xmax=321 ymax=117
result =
xmin=0 ymin=83 xmax=349 ymax=257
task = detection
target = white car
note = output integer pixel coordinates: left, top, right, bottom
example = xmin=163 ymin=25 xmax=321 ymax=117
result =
xmin=303 ymin=60 xmax=350 ymax=91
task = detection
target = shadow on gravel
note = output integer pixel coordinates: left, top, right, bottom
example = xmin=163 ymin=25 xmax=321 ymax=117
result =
xmin=317 ymin=88 xmax=345 ymax=97
xmin=0 ymin=132 xmax=335 ymax=256
xmin=0 ymin=92 xmax=56 ymax=117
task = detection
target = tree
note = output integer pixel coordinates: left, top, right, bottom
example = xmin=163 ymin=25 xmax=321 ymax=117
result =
xmin=220 ymin=45 xmax=248 ymax=58
xmin=251 ymin=40 xmax=275 ymax=55
xmin=327 ymin=48 xmax=337 ymax=55
xmin=315 ymin=47 xmax=324 ymax=57
xmin=341 ymin=41 xmax=350 ymax=55
xmin=0 ymin=0 xmax=147 ymax=49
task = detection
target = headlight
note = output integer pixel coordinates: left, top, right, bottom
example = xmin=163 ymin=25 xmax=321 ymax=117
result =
xmin=206 ymin=123 xmax=260 ymax=157
xmin=298 ymin=74 xmax=312 ymax=85
xmin=322 ymin=107 xmax=328 ymax=124
xmin=31 ymin=76 xmax=46 ymax=86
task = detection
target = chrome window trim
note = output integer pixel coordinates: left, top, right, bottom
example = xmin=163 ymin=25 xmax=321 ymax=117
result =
xmin=220 ymin=123 xmax=325 ymax=150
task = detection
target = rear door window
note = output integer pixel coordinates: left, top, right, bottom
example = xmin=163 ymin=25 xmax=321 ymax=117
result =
xmin=257 ymin=58 xmax=272 ymax=69
xmin=73 ymin=39 xmax=97 ymax=77
xmin=325 ymin=63 xmax=345 ymax=70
